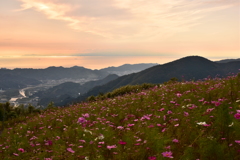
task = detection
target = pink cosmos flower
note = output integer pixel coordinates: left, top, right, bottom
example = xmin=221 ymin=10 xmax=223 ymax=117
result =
xmin=82 ymin=113 xmax=90 ymax=118
xmin=206 ymin=108 xmax=215 ymax=112
xmin=158 ymin=108 xmax=165 ymax=112
xmin=172 ymin=139 xmax=179 ymax=143
xmin=162 ymin=151 xmax=173 ymax=158
xmin=176 ymin=93 xmax=182 ymax=97
xmin=77 ymin=117 xmax=87 ymax=124
xmin=148 ymin=124 xmax=154 ymax=128
xmin=148 ymin=156 xmax=157 ymax=160
xmin=18 ymin=148 xmax=25 ymax=152
xmin=203 ymin=123 xmax=211 ymax=127
xmin=127 ymin=124 xmax=135 ymax=127
xmin=214 ymin=101 xmax=221 ymax=106
xmin=134 ymin=143 xmax=141 ymax=145
xmin=79 ymin=140 xmax=86 ymax=143
xmin=235 ymin=140 xmax=240 ymax=144
xmin=67 ymin=148 xmax=75 ymax=153
xmin=141 ymin=115 xmax=151 ymax=120
xmin=13 ymin=153 xmax=19 ymax=156
xmin=118 ymin=141 xmax=127 ymax=145
xmin=162 ymin=128 xmax=166 ymax=132
xmin=136 ymin=139 xmax=142 ymax=142
xmin=117 ymin=126 xmax=124 ymax=130
xmin=30 ymin=143 xmax=35 ymax=147
xmin=45 ymin=140 xmax=53 ymax=146
xmin=107 ymin=145 xmax=117 ymax=149
xmin=234 ymin=113 xmax=240 ymax=119
xmin=167 ymin=110 xmax=173 ymax=114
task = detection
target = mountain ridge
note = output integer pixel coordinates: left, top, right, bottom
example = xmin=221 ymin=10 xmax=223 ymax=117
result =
xmin=67 ymin=56 xmax=240 ymax=105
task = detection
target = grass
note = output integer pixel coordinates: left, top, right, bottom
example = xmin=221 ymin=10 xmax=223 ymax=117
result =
xmin=0 ymin=74 xmax=240 ymax=159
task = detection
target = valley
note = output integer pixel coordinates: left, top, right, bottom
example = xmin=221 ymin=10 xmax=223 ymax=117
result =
xmin=0 ymin=63 xmax=157 ymax=108
xmin=1 ymin=78 xmax=96 ymax=107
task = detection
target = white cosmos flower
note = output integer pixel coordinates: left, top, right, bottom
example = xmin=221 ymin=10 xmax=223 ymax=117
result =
xmin=197 ymin=122 xmax=207 ymax=125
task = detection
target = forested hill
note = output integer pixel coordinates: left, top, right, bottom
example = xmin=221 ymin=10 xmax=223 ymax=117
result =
xmin=69 ymin=56 xmax=240 ymax=104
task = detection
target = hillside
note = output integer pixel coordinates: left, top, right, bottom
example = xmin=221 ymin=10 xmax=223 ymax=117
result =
xmin=34 ymin=74 xmax=119 ymax=106
xmin=0 ymin=73 xmax=41 ymax=90
xmin=0 ymin=74 xmax=239 ymax=159
xmin=70 ymin=56 xmax=240 ymax=104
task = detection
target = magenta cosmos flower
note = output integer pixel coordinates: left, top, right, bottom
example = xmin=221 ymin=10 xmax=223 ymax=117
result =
xmin=77 ymin=117 xmax=87 ymax=124
xmin=18 ymin=148 xmax=25 ymax=152
xmin=148 ymin=156 xmax=157 ymax=160
xmin=118 ymin=141 xmax=127 ymax=145
xmin=234 ymin=113 xmax=240 ymax=119
xmin=45 ymin=140 xmax=53 ymax=146
xmin=162 ymin=151 xmax=173 ymax=158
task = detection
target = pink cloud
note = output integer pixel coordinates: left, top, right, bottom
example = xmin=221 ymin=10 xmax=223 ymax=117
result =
xmin=15 ymin=0 xmax=239 ymax=39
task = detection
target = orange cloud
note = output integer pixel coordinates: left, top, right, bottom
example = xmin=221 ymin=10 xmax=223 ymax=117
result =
xmin=16 ymin=0 xmax=239 ymax=39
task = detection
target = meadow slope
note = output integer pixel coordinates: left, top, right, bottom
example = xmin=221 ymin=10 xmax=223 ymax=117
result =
xmin=0 ymin=74 xmax=240 ymax=160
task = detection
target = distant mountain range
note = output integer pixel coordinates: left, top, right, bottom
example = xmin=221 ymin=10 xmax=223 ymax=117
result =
xmin=66 ymin=56 xmax=240 ymax=105
xmin=100 ymin=63 xmax=158 ymax=76
xmin=215 ymin=58 xmax=240 ymax=63
xmin=0 ymin=63 xmax=156 ymax=90
xmin=0 ymin=66 xmax=108 ymax=81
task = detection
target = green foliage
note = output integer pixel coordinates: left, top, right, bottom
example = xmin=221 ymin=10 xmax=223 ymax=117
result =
xmin=87 ymin=83 xmax=156 ymax=101
xmin=0 ymin=104 xmax=5 ymax=121
xmin=87 ymin=95 xmax=96 ymax=102
xmin=28 ymin=104 xmax=35 ymax=114
xmin=46 ymin=101 xmax=55 ymax=109
xmin=0 ymin=102 xmax=42 ymax=122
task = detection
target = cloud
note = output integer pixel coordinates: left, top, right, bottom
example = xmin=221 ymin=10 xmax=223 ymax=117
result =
xmin=16 ymin=0 xmax=239 ymax=39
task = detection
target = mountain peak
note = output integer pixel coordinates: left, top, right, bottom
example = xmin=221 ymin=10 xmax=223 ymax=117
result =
xmin=178 ymin=55 xmax=212 ymax=62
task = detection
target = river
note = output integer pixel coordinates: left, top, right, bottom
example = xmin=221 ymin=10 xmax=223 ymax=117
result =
xmin=19 ymin=89 xmax=26 ymax=97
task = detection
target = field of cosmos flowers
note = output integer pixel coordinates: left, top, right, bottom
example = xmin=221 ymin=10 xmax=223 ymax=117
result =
xmin=0 ymin=74 xmax=240 ymax=160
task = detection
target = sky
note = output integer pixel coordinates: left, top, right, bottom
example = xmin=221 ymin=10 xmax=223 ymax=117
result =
xmin=0 ymin=0 xmax=239 ymax=69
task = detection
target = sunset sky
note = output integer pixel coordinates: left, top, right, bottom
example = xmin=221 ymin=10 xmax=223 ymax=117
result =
xmin=0 ymin=0 xmax=239 ymax=69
